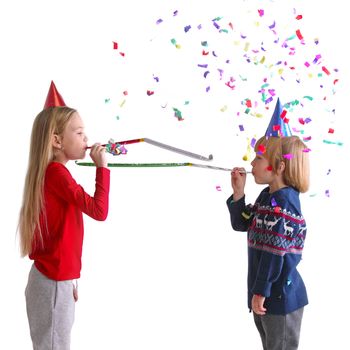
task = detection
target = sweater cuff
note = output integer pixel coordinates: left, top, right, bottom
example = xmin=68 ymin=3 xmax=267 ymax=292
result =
xmin=226 ymin=194 xmax=245 ymax=206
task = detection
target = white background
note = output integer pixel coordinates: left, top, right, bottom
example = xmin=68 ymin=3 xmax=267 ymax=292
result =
xmin=1 ymin=0 xmax=349 ymax=349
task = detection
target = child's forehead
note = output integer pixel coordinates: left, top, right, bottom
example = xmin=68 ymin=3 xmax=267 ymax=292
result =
xmin=67 ymin=112 xmax=85 ymax=129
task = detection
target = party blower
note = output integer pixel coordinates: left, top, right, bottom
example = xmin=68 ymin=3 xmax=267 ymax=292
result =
xmin=86 ymin=137 xmax=213 ymax=161
xmin=81 ymin=138 xmax=252 ymax=173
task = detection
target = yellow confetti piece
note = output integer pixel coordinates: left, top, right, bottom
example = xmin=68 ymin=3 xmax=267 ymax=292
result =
xmin=260 ymin=56 xmax=266 ymax=64
xmin=244 ymin=42 xmax=250 ymax=52
xmin=119 ymin=99 xmax=126 ymax=107
xmin=220 ymin=105 xmax=228 ymax=112
xmin=278 ymin=68 xmax=284 ymax=75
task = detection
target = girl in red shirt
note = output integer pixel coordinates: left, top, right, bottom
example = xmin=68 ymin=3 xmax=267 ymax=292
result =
xmin=18 ymin=82 xmax=110 ymax=349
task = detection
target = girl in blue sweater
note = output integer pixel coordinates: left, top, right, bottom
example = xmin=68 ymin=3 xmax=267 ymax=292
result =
xmin=227 ymin=135 xmax=310 ymax=350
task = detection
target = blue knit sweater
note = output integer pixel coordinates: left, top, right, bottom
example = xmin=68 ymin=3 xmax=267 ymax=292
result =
xmin=227 ymin=186 xmax=308 ymax=315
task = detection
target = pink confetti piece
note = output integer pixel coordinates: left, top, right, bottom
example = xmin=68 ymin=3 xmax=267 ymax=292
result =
xmin=313 ymin=54 xmax=322 ymax=64
xmin=296 ymin=29 xmax=303 ymax=40
xmin=296 ymin=15 xmax=303 ymax=20
xmin=258 ymin=9 xmax=264 ymax=17
xmin=283 ymin=153 xmax=294 ymax=160
xmin=216 ymin=185 xmax=222 ymax=191
xmin=258 ymin=144 xmax=266 ymax=154
xmin=280 ymin=110 xmax=287 ymax=118
xmin=328 ymin=128 xmax=334 ymax=133
xmin=322 ymin=66 xmax=331 ymax=75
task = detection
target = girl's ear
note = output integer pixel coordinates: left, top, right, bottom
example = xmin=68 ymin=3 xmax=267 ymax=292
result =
xmin=52 ymin=134 xmax=62 ymax=149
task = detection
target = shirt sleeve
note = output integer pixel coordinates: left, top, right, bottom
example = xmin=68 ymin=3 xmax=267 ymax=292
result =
xmin=251 ymin=252 xmax=284 ymax=297
xmin=46 ymin=163 xmax=110 ymax=221
xmin=226 ymin=195 xmax=252 ymax=232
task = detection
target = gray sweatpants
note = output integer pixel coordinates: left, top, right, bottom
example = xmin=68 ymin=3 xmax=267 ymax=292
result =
xmin=253 ymin=307 xmax=304 ymax=350
xmin=25 ymin=264 xmax=75 ymax=350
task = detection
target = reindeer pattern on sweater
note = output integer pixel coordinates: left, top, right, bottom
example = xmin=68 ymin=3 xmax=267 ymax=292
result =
xmin=248 ymin=196 xmax=306 ymax=257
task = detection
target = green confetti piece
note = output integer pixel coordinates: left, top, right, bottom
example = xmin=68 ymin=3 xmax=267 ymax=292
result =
xmin=303 ymin=96 xmax=314 ymax=101
xmin=286 ymin=34 xmax=297 ymax=41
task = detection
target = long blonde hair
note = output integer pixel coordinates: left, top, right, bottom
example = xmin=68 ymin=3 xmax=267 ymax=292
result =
xmin=18 ymin=106 xmax=77 ymax=257
xmin=254 ymin=135 xmax=310 ymax=193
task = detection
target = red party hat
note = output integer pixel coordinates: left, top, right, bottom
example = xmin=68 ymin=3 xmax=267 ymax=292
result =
xmin=44 ymin=81 xmax=66 ymax=108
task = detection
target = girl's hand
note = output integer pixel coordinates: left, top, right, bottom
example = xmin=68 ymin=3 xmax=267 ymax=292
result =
xmin=231 ymin=167 xmax=246 ymax=201
xmin=89 ymin=143 xmax=107 ymax=168
xmin=252 ymin=294 xmax=267 ymax=315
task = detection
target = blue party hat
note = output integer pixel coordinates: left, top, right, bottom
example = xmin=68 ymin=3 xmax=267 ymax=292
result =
xmin=265 ymin=98 xmax=292 ymax=137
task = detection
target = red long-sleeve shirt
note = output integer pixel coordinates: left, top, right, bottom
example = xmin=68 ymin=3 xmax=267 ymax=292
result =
xmin=29 ymin=162 xmax=110 ymax=281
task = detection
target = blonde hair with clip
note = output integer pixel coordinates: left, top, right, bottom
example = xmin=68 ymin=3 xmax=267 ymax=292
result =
xmin=254 ymin=135 xmax=310 ymax=193
xmin=18 ymin=106 xmax=77 ymax=257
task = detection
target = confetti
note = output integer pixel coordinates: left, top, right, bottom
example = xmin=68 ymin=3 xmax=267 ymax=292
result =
xmin=258 ymin=9 xmax=264 ymax=17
